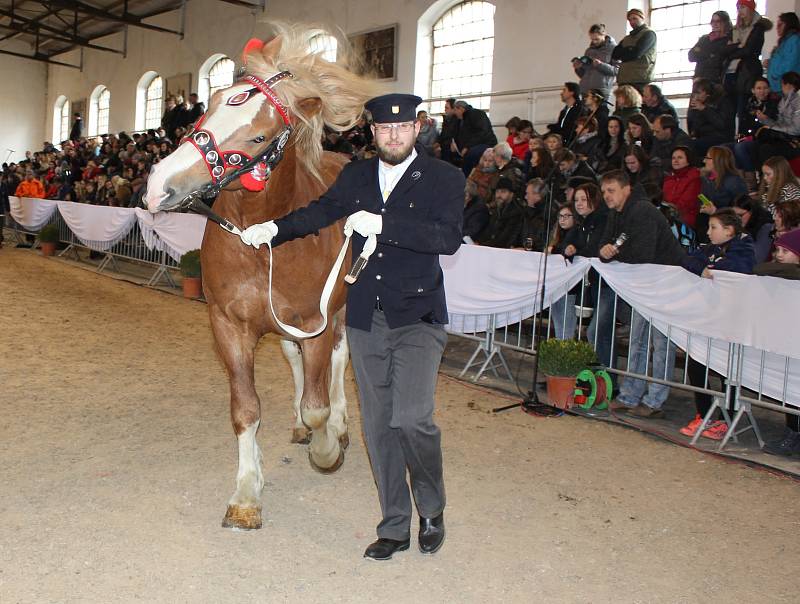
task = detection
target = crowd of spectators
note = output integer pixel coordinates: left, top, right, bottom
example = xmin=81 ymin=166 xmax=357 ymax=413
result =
xmin=2 ymin=1 xmax=800 ymax=456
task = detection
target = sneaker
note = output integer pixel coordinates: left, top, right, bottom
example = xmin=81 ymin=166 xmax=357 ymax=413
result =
xmin=627 ymin=404 xmax=664 ymax=419
xmin=680 ymin=415 xmax=703 ymax=437
xmin=763 ymin=428 xmax=800 ymax=457
xmin=700 ymin=420 xmax=728 ymax=441
xmin=609 ymin=399 xmax=635 ymax=414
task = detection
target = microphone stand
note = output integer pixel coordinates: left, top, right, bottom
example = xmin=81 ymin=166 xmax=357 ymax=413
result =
xmin=493 ymin=100 xmax=601 ymax=414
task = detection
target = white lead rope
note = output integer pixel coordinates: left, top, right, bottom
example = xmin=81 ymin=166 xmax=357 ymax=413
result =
xmin=228 ymin=223 xmax=376 ymax=339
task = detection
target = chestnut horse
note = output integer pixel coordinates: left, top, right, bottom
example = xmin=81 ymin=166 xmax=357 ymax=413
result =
xmin=145 ymin=25 xmax=379 ymax=530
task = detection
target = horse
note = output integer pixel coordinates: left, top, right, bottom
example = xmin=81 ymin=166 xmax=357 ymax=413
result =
xmin=145 ymin=24 xmax=380 ymax=530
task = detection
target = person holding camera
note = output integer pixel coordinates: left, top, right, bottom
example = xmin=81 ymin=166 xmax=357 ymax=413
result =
xmin=573 ymin=24 xmax=618 ymax=101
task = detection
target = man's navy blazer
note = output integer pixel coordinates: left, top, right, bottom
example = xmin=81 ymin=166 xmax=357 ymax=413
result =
xmin=273 ymin=146 xmax=465 ymax=331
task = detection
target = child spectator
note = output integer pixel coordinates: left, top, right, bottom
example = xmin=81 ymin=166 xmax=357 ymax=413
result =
xmin=680 ymin=208 xmax=755 ymax=440
xmin=759 ymin=155 xmax=800 ymax=211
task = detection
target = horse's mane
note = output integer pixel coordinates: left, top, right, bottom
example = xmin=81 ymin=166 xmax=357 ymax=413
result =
xmin=244 ymin=22 xmax=383 ymax=184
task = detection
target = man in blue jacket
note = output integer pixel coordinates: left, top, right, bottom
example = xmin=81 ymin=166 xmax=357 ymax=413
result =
xmin=239 ymin=93 xmax=465 ymax=560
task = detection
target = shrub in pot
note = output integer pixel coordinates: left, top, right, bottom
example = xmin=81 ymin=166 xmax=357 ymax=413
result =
xmin=537 ymin=339 xmax=598 ymax=409
xmin=179 ymin=249 xmax=202 ymax=299
xmin=39 ymin=224 xmax=59 ymax=257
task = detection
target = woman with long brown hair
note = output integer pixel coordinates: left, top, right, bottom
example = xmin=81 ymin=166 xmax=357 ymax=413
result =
xmin=759 ymin=155 xmax=800 ymax=210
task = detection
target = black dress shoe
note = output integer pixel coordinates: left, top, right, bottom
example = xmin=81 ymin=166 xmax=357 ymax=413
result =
xmin=363 ymin=537 xmax=410 ymax=561
xmin=418 ymin=512 xmax=445 ymax=554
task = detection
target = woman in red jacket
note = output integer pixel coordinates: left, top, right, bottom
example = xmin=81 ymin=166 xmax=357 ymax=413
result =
xmin=662 ymin=146 xmax=702 ymax=228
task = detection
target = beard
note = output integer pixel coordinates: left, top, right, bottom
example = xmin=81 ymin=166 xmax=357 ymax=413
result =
xmin=376 ymin=139 xmax=414 ymax=165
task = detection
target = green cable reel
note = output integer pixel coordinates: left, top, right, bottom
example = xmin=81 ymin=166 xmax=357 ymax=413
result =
xmin=573 ymin=368 xmax=612 ymax=411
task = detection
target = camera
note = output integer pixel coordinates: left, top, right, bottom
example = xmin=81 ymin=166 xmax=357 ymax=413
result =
xmin=572 ymin=56 xmax=591 ymax=65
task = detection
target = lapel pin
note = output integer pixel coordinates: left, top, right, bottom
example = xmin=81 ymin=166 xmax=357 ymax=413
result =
xmin=411 ymin=171 xmax=421 ymax=180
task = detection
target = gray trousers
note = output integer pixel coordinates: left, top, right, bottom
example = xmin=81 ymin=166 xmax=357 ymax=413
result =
xmin=347 ymin=311 xmax=447 ymax=540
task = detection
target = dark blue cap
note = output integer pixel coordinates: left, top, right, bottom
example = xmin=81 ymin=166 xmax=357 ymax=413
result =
xmin=365 ymin=93 xmax=422 ymax=124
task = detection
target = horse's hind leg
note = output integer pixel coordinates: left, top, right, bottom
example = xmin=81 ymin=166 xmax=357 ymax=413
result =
xmin=300 ymin=326 xmax=344 ymax=473
xmin=328 ymin=311 xmax=350 ymax=450
xmin=210 ymin=310 xmax=264 ymax=530
xmin=280 ymin=339 xmax=310 ymax=444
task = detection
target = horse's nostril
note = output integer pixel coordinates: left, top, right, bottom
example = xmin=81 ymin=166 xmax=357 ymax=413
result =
xmin=165 ymin=187 xmax=175 ymax=199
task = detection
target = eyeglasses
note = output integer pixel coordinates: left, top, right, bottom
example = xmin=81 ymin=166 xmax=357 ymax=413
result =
xmin=374 ymin=122 xmax=414 ymax=135
xmin=558 ymin=213 xmax=574 ymax=219
xmin=704 ymin=156 xmax=712 ymax=160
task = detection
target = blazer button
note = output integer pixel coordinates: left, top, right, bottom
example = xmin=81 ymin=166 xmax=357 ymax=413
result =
xmin=380 ymin=208 xmax=386 ymax=214
xmin=376 ymin=274 xmax=381 ymax=280
xmin=377 ymin=252 xmax=383 ymax=258
xmin=417 ymin=287 xmax=423 ymax=293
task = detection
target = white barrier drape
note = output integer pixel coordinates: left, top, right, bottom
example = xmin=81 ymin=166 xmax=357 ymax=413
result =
xmin=8 ymin=196 xmax=58 ymax=231
xmin=441 ymin=245 xmax=589 ymax=331
xmin=589 ymin=260 xmax=800 ymax=405
xmin=55 ymin=202 xmax=137 ymax=251
xmin=134 ymin=209 xmax=207 ymax=262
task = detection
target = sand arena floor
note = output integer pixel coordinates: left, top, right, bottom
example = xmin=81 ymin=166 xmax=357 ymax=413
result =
xmin=1 ymin=247 xmax=798 ymax=603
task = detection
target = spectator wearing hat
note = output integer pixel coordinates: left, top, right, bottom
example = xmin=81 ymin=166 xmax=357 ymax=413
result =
xmin=239 ymin=93 xmax=465 ymax=561
xmin=689 ymin=10 xmax=733 ymax=85
xmin=547 ymin=82 xmax=585 ymax=145
xmin=478 ymin=176 xmax=525 ymax=248
xmin=612 ymin=9 xmax=657 ymax=92
xmin=640 ymin=84 xmax=678 ymax=125
xmin=452 ymin=100 xmax=497 ymax=177
xmin=573 ymin=24 xmax=618 ymax=100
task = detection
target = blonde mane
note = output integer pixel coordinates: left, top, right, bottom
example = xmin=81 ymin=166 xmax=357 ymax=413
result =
xmin=245 ymin=22 xmax=383 ymax=183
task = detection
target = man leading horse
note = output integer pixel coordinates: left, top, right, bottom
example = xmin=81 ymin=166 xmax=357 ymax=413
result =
xmin=240 ymin=93 xmax=465 ymax=560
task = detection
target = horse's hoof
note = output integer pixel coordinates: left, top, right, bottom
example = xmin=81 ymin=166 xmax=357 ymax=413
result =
xmin=339 ymin=432 xmax=350 ymax=450
xmin=221 ymin=505 xmax=262 ymax=530
xmin=291 ymin=427 xmax=311 ymax=445
xmin=308 ymin=447 xmax=345 ymax=474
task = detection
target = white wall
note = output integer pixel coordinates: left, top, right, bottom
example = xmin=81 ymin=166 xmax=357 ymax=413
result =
xmin=2 ymin=0 xmax=798 ymax=156
xmin=0 ymin=45 xmax=47 ymax=163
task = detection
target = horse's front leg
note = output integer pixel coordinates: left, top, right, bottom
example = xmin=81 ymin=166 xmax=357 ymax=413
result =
xmin=329 ymin=310 xmax=350 ymax=450
xmin=210 ymin=309 xmax=264 ymax=530
xmin=300 ymin=326 xmax=345 ymax=473
xmin=280 ymin=339 xmax=310 ymax=444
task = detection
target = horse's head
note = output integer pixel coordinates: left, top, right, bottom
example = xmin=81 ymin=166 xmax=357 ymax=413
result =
xmin=145 ymin=24 xmax=380 ymax=213
xmin=145 ymin=36 xmax=315 ymax=212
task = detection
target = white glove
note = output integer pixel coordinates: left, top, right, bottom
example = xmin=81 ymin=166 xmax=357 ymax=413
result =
xmin=345 ymin=210 xmax=382 ymax=237
xmin=239 ymin=220 xmax=278 ymax=248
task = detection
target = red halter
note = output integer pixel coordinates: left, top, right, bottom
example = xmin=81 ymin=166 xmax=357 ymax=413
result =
xmin=185 ymin=71 xmax=293 ymax=192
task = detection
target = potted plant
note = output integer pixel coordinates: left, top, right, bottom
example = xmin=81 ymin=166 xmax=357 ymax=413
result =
xmin=179 ymin=249 xmax=203 ymax=299
xmin=537 ymin=339 xmax=598 ymax=409
xmin=39 ymin=223 xmax=60 ymax=257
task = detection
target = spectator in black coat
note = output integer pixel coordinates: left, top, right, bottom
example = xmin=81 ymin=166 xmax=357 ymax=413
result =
xmin=69 ymin=113 xmax=83 ymax=141
xmin=453 ymin=100 xmax=497 ymax=177
xmin=688 ymin=10 xmax=733 ymax=84
xmin=547 ymin=82 xmax=586 ymax=145
xmin=462 ymin=180 xmax=489 ymax=242
xmin=554 ymin=149 xmax=597 ymax=202
xmin=641 ymin=84 xmax=678 ymax=124
xmin=519 ymin=178 xmax=556 ymax=251
xmin=187 ymin=93 xmax=205 ymax=124
xmin=651 ymin=115 xmax=692 ymax=168
xmin=596 ymin=116 xmax=626 ymax=173
xmin=438 ymin=98 xmax=459 ymax=165
xmin=583 ymin=88 xmax=610 ymax=135
xmin=733 ymin=194 xmax=775 ymax=263
xmin=477 ymin=177 xmax=524 ymax=248
xmin=687 ymin=78 xmax=736 ymax=159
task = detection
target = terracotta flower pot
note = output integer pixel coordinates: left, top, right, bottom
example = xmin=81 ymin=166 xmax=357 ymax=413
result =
xmin=41 ymin=242 xmax=56 ymax=257
xmin=182 ymin=276 xmax=202 ymax=299
xmin=545 ymin=375 xmax=576 ymax=409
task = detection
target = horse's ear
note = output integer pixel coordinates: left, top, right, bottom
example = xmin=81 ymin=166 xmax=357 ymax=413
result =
xmin=242 ymin=38 xmax=264 ymax=64
xmin=295 ymin=97 xmax=322 ymax=120
xmin=261 ymin=35 xmax=283 ymax=61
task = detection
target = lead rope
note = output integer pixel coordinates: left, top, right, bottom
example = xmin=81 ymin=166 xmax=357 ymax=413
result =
xmin=218 ymin=219 xmax=375 ymax=339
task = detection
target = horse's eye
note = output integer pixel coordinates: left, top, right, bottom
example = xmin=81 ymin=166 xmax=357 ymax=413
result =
xmin=252 ymin=135 xmax=266 ymax=144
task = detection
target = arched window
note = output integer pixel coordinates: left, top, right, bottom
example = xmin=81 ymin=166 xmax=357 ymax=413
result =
xmin=88 ymin=85 xmax=111 ymax=136
xmin=53 ymin=96 xmax=69 ymax=143
xmin=208 ymin=57 xmax=235 ymax=98
xmin=649 ymin=0 xmax=751 ymax=95
xmin=145 ymin=76 xmax=163 ymax=130
xmin=429 ymin=1 xmax=495 ymax=114
xmin=309 ymin=33 xmax=338 ymax=62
